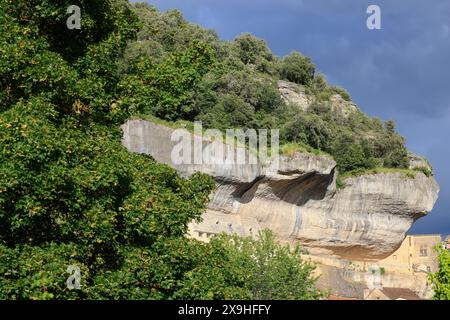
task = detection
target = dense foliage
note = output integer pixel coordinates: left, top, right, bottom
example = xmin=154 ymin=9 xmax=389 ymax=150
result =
xmin=180 ymin=230 xmax=322 ymax=300
xmin=0 ymin=0 xmax=322 ymax=299
xmin=0 ymin=0 xmax=210 ymax=299
xmin=429 ymin=246 xmax=450 ymax=300
xmin=279 ymin=51 xmax=315 ymax=86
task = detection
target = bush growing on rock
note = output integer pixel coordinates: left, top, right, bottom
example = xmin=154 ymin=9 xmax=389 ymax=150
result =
xmin=279 ymin=51 xmax=316 ymax=86
xmin=233 ymin=33 xmax=274 ymax=68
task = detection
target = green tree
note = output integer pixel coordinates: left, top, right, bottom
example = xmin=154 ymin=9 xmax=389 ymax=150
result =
xmin=385 ymin=120 xmax=396 ymax=134
xmin=0 ymin=98 xmax=215 ymax=299
xmin=118 ymin=40 xmax=215 ymax=121
xmin=312 ymin=74 xmax=328 ymax=92
xmin=234 ymin=33 xmax=273 ymax=66
xmin=0 ymin=0 xmax=217 ymax=300
xmin=177 ymin=230 xmax=323 ymax=300
xmin=429 ymin=246 xmax=450 ymax=300
xmin=130 ymin=4 xmax=220 ymax=55
xmin=332 ymin=136 xmax=376 ymax=173
xmin=330 ymin=86 xmax=351 ymax=102
xmin=282 ymin=114 xmax=332 ymax=151
xmin=280 ymin=51 xmax=316 ymax=86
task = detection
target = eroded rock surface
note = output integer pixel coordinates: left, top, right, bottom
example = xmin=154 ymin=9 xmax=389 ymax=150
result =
xmin=277 ymin=80 xmax=358 ymax=117
xmin=122 ymin=119 xmax=440 ymax=261
xmin=278 ymin=80 xmax=312 ymax=111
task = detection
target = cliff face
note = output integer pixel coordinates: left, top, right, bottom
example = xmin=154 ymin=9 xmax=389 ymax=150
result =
xmin=121 ymin=119 xmax=439 ymax=261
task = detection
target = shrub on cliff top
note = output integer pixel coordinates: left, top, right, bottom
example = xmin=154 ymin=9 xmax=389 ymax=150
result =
xmin=279 ymin=51 xmax=316 ymax=86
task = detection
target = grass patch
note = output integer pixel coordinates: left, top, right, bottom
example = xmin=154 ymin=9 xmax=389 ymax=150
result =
xmin=131 ymin=116 xmax=336 ymax=160
xmin=130 ymin=115 xmax=270 ymax=158
xmin=335 ymin=166 xmax=434 ymax=191
xmin=280 ymin=142 xmax=333 ymax=159
xmin=330 ymin=86 xmax=352 ymax=102
xmin=336 ymin=175 xmax=347 ymax=190
xmin=339 ymin=167 xmax=423 ymax=181
xmin=413 ymin=166 xmax=433 ymax=177
xmin=132 ymin=114 xmax=196 ymax=132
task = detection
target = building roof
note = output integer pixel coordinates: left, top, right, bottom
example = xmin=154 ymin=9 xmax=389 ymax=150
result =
xmin=328 ymin=295 xmax=358 ymax=300
xmin=380 ymin=288 xmax=424 ymax=300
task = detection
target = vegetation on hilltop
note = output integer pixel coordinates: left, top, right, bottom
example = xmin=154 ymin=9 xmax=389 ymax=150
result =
xmin=121 ymin=2 xmax=411 ymax=175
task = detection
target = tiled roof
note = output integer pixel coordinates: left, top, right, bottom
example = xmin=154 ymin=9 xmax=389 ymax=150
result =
xmin=380 ymin=288 xmax=424 ymax=300
xmin=328 ymin=295 xmax=358 ymax=300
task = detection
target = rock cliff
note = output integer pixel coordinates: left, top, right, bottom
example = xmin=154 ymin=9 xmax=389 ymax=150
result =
xmin=121 ymin=119 xmax=439 ymax=261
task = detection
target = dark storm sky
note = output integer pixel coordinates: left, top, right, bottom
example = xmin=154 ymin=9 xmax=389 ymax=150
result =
xmin=138 ymin=0 xmax=450 ymax=235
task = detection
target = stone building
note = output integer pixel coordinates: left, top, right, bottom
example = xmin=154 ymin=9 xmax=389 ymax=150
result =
xmin=378 ymin=234 xmax=441 ymax=274
xmin=312 ymin=234 xmax=442 ymax=299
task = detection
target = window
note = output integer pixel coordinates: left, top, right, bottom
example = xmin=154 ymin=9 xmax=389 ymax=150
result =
xmin=426 ymin=266 xmax=431 ymax=273
xmin=393 ymin=255 xmax=397 ymax=260
xmin=420 ymin=246 xmax=428 ymax=257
